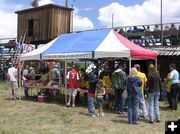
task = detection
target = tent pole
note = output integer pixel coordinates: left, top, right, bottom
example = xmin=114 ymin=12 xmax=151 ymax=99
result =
xmin=18 ymin=61 xmax=22 ymax=100
xmin=64 ymin=60 xmax=67 ymax=106
xmin=129 ymin=57 xmax=131 ymax=73
xmin=155 ymin=58 xmax=158 ymax=69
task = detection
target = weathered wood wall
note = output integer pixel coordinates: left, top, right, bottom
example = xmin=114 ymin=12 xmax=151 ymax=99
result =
xmin=16 ymin=4 xmax=73 ymax=44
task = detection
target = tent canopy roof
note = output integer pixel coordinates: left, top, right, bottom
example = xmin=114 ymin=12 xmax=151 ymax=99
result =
xmin=20 ymin=29 xmax=157 ymax=61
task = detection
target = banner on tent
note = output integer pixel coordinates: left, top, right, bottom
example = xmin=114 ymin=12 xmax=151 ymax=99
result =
xmin=43 ymin=52 xmax=92 ymax=60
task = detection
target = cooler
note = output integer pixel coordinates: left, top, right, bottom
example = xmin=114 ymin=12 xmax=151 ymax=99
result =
xmin=37 ymin=95 xmax=48 ymax=103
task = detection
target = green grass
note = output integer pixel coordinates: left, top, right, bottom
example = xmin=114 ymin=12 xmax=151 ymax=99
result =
xmin=0 ymin=80 xmax=180 ymax=134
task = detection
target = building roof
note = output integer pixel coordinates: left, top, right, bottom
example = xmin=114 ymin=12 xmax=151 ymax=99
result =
xmin=148 ymin=46 xmax=180 ymax=56
xmin=15 ymin=4 xmax=73 ymax=14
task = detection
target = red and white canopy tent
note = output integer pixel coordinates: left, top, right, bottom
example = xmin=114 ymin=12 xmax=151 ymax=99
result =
xmin=113 ymin=31 xmax=157 ymax=59
xmin=113 ymin=30 xmax=158 ymax=70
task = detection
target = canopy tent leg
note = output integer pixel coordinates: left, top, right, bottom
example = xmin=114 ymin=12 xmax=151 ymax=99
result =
xmin=64 ymin=60 xmax=67 ymax=106
xmin=17 ymin=61 xmax=23 ymax=100
xmin=155 ymin=58 xmax=158 ymax=69
xmin=129 ymin=57 xmax=131 ymax=74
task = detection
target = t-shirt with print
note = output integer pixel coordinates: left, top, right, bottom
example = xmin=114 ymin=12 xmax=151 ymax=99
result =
xmin=66 ymin=69 xmax=79 ymax=89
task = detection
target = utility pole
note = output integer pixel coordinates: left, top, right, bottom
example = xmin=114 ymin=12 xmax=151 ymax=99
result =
xmin=65 ymin=0 xmax=68 ymax=7
xmin=160 ymin=0 xmax=163 ymax=46
xmin=112 ymin=14 xmax=114 ymax=28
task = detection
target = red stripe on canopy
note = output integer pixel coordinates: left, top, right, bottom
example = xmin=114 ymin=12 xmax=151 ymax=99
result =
xmin=113 ymin=30 xmax=157 ymax=59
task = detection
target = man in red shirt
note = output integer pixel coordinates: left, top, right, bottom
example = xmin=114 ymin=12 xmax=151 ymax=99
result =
xmin=66 ymin=66 xmax=79 ymax=107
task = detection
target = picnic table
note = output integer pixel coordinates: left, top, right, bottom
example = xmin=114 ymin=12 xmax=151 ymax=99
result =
xmin=26 ymin=85 xmax=113 ymax=104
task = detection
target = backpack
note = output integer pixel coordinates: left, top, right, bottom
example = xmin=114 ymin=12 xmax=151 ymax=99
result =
xmin=111 ymin=71 xmax=126 ymax=90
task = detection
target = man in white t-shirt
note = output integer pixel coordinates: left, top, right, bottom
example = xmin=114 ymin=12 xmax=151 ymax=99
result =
xmin=7 ymin=66 xmax=18 ymax=100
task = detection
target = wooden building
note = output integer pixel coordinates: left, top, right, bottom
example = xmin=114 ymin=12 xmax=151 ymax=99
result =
xmin=15 ymin=4 xmax=73 ymax=44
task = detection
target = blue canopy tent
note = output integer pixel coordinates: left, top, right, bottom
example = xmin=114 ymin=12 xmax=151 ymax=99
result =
xmin=42 ymin=29 xmax=130 ymax=60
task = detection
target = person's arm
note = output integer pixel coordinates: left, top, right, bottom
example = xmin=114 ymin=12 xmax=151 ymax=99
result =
xmin=99 ymin=71 xmax=104 ymax=79
xmin=144 ymin=74 xmax=147 ymax=85
xmin=143 ymin=74 xmax=147 ymax=91
xmin=138 ymin=78 xmax=142 ymax=87
xmin=66 ymin=71 xmax=70 ymax=79
xmin=77 ymin=73 xmax=80 ymax=80
xmin=102 ymin=87 xmax=106 ymax=95
xmin=168 ymin=72 xmax=173 ymax=80
xmin=122 ymin=72 xmax=127 ymax=86
xmin=95 ymin=88 xmax=97 ymax=96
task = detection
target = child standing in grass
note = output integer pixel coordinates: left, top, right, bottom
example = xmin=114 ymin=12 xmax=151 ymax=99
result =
xmin=96 ymin=80 xmax=106 ymax=117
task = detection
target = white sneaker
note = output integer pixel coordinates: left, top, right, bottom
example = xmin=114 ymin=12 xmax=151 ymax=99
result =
xmin=91 ymin=114 xmax=96 ymax=117
xmin=67 ymin=102 xmax=70 ymax=107
xmin=100 ymin=112 xmax=105 ymax=117
xmin=72 ymin=104 xmax=75 ymax=107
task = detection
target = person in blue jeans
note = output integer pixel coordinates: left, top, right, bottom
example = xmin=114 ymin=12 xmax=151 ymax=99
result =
xmin=127 ymin=67 xmax=142 ymax=125
xmin=134 ymin=64 xmax=148 ymax=118
xmin=86 ymin=62 xmax=98 ymax=117
xmin=111 ymin=66 xmax=127 ymax=114
xmin=147 ymin=64 xmax=161 ymax=123
xmin=168 ymin=63 xmax=180 ymax=111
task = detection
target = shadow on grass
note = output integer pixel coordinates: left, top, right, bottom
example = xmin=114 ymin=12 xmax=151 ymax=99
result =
xmin=159 ymin=106 xmax=171 ymax=111
xmin=117 ymin=114 xmax=128 ymax=119
xmin=139 ymin=117 xmax=149 ymax=123
xmin=116 ymin=114 xmax=149 ymax=124
xmin=78 ymin=112 xmax=90 ymax=116
xmin=2 ymin=96 xmax=37 ymax=102
xmin=112 ymin=116 xmax=149 ymax=124
xmin=2 ymin=95 xmax=67 ymax=107
xmin=111 ymin=119 xmax=129 ymax=124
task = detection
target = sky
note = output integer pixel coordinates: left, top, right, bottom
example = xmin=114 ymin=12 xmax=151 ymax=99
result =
xmin=0 ymin=0 xmax=180 ymax=39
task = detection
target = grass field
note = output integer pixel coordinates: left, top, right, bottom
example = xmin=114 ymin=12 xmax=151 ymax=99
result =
xmin=0 ymin=81 xmax=179 ymax=134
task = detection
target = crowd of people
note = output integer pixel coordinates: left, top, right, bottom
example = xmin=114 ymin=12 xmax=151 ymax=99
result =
xmin=65 ymin=61 xmax=180 ymax=125
xmin=6 ymin=61 xmax=180 ymax=125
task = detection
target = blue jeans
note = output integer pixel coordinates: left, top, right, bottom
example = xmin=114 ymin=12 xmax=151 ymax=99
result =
xmin=170 ymin=83 xmax=180 ymax=110
xmin=139 ymin=94 xmax=148 ymax=117
xmin=149 ymin=92 xmax=160 ymax=122
xmin=128 ymin=94 xmax=139 ymax=124
xmin=24 ymin=87 xmax=29 ymax=97
xmin=24 ymin=80 xmax=29 ymax=97
xmin=121 ymin=96 xmax=126 ymax=112
xmin=114 ymin=90 xmax=126 ymax=112
xmin=97 ymin=96 xmax=104 ymax=108
xmin=88 ymin=96 xmax=96 ymax=115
